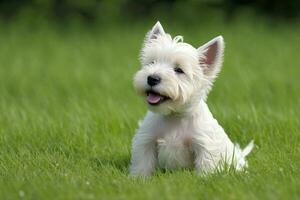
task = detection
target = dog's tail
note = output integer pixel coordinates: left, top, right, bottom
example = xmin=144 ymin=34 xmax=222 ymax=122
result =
xmin=234 ymin=140 xmax=254 ymax=170
xmin=242 ymin=140 xmax=254 ymax=157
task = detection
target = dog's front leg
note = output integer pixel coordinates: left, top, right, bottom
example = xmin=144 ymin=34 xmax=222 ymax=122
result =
xmin=129 ymin=131 xmax=157 ymax=177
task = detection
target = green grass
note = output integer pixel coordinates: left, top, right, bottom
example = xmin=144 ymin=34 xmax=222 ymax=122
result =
xmin=0 ymin=17 xmax=300 ymax=200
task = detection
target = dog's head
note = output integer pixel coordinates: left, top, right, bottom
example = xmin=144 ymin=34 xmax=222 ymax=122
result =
xmin=134 ymin=22 xmax=224 ymax=115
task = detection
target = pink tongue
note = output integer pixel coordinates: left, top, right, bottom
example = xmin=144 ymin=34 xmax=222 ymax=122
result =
xmin=147 ymin=93 xmax=161 ymax=104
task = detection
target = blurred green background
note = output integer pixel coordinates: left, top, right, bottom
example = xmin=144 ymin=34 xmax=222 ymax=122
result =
xmin=0 ymin=1 xmax=300 ymax=200
xmin=0 ymin=0 xmax=300 ymax=23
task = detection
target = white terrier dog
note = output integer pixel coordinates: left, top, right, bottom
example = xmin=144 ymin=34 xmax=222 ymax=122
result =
xmin=130 ymin=22 xmax=253 ymax=177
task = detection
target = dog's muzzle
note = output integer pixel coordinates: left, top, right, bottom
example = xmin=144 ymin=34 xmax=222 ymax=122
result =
xmin=146 ymin=90 xmax=170 ymax=105
xmin=147 ymin=75 xmax=161 ymax=86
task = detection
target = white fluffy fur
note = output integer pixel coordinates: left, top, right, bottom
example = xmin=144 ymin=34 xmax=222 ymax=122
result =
xmin=130 ymin=21 xmax=253 ymax=177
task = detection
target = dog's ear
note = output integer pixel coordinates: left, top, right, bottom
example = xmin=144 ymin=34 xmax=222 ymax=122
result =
xmin=198 ymin=36 xmax=224 ymax=80
xmin=147 ymin=21 xmax=165 ymax=40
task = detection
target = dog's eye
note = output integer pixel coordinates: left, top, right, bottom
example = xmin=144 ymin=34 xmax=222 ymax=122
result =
xmin=149 ymin=61 xmax=155 ymax=65
xmin=174 ymin=66 xmax=184 ymax=74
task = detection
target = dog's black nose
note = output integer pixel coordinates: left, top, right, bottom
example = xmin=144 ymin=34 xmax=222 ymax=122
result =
xmin=147 ymin=75 xmax=161 ymax=86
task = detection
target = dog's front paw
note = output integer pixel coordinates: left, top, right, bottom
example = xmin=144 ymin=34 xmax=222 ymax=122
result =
xmin=129 ymin=170 xmax=153 ymax=178
xmin=196 ymin=167 xmax=215 ymax=177
xmin=129 ymin=166 xmax=153 ymax=178
xmin=129 ymin=172 xmax=151 ymax=178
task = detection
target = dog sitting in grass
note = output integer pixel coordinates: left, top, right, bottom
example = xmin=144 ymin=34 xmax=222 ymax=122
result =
xmin=129 ymin=22 xmax=253 ymax=177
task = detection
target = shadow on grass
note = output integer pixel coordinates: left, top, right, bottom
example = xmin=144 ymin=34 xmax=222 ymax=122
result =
xmin=89 ymin=155 xmax=248 ymax=179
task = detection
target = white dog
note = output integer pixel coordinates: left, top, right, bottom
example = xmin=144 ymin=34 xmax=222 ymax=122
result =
xmin=130 ymin=22 xmax=253 ymax=177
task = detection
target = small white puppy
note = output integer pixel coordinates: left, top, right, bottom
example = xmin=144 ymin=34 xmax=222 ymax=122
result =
xmin=130 ymin=21 xmax=253 ymax=177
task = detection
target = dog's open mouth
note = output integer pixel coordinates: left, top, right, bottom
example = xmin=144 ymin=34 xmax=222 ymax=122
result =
xmin=146 ymin=90 xmax=170 ymax=105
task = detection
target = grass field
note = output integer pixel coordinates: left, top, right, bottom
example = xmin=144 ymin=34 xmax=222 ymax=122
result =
xmin=0 ymin=17 xmax=300 ymax=199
